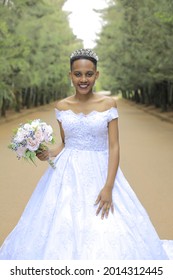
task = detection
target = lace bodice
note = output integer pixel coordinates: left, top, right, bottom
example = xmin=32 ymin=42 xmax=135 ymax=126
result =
xmin=55 ymin=107 xmax=118 ymax=151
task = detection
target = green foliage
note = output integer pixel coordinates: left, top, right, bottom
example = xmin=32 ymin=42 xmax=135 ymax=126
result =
xmin=25 ymin=150 xmax=37 ymax=165
xmin=96 ymin=0 xmax=173 ymax=110
xmin=0 ymin=0 xmax=82 ymax=116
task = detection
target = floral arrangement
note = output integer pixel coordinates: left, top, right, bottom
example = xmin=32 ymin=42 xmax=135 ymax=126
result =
xmin=8 ymin=119 xmax=56 ymax=169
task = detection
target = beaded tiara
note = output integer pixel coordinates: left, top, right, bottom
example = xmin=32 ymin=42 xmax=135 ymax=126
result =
xmin=70 ymin=48 xmax=99 ymax=63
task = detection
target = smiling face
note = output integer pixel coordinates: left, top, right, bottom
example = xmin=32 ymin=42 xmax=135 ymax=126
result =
xmin=69 ymin=59 xmax=99 ymax=95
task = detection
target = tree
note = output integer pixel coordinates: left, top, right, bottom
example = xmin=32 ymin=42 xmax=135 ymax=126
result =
xmin=0 ymin=0 xmax=82 ymax=116
xmin=96 ymin=0 xmax=173 ymax=111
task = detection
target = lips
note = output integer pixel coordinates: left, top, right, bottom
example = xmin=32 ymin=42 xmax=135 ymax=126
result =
xmin=79 ymin=84 xmax=88 ymax=89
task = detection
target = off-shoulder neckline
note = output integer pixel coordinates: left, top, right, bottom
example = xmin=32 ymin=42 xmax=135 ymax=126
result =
xmin=54 ymin=107 xmax=117 ymax=117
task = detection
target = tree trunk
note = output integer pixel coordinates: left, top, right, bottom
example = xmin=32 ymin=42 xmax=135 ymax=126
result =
xmin=140 ymin=87 xmax=145 ymax=104
xmin=25 ymin=87 xmax=31 ymax=109
xmin=3 ymin=0 xmax=10 ymax=5
xmin=1 ymin=97 xmax=6 ymax=117
xmin=134 ymin=89 xmax=140 ymax=103
xmin=153 ymin=83 xmax=159 ymax=108
xmin=160 ymin=81 xmax=168 ymax=112
xmin=122 ymin=90 xmax=127 ymax=99
xmin=14 ymin=90 xmax=21 ymax=112
xmin=167 ymin=81 xmax=173 ymax=109
xmin=144 ymin=85 xmax=151 ymax=105
xmin=40 ymin=91 xmax=45 ymax=105
xmin=34 ymin=87 xmax=39 ymax=107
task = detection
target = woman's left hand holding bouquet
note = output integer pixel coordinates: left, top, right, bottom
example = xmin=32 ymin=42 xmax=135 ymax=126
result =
xmin=36 ymin=143 xmax=65 ymax=169
xmin=36 ymin=146 xmax=50 ymax=161
xmin=36 ymin=146 xmax=56 ymax=169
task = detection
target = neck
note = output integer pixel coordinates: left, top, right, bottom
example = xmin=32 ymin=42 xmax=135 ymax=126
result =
xmin=74 ymin=92 xmax=94 ymax=102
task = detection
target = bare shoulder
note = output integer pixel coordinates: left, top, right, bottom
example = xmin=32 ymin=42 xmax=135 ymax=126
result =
xmin=55 ymin=96 xmax=73 ymax=111
xmin=100 ymin=95 xmax=117 ymax=110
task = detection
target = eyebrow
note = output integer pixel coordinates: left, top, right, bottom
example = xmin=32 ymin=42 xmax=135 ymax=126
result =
xmin=73 ymin=69 xmax=94 ymax=73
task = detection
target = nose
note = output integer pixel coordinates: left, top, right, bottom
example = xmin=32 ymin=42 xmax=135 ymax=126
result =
xmin=80 ymin=75 xmax=87 ymax=83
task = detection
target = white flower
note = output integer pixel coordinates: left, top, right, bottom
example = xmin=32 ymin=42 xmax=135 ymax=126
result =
xmin=44 ymin=135 xmax=53 ymax=143
xmin=31 ymin=119 xmax=41 ymax=129
xmin=45 ymin=124 xmax=53 ymax=135
xmin=41 ymin=124 xmax=53 ymax=142
xmin=14 ymin=128 xmax=26 ymax=142
xmin=23 ymin=123 xmax=33 ymax=131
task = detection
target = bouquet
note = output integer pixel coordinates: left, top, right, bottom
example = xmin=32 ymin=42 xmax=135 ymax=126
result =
xmin=8 ymin=119 xmax=56 ymax=169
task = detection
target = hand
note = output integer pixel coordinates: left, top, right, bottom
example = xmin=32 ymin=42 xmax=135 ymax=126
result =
xmin=36 ymin=147 xmax=50 ymax=161
xmin=94 ymin=186 xmax=114 ymax=219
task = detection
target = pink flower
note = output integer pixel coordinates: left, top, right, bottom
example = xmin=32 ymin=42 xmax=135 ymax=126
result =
xmin=26 ymin=138 xmax=40 ymax=151
xmin=35 ymin=127 xmax=44 ymax=142
xmin=16 ymin=146 xmax=27 ymax=158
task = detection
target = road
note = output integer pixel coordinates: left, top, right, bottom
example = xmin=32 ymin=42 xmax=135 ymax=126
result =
xmin=0 ymin=98 xmax=173 ymax=245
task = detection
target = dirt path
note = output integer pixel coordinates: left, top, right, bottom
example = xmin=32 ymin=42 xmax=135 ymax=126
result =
xmin=0 ymin=99 xmax=173 ymax=245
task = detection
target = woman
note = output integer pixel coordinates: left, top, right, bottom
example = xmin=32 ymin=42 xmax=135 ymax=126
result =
xmin=0 ymin=48 xmax=172 ymax=259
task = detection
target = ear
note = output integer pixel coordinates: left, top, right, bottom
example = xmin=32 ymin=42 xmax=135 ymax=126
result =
xmin=95 ymin=71 xmax=99 ymax=80
xmin=69 ymin=72 xmax=73 ymax=87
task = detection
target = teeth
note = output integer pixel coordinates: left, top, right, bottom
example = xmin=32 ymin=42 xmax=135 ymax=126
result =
xmin=79 ymin=85 xmax=88 ymax=88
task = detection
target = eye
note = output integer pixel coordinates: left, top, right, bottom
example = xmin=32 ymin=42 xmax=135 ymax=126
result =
xmin=74 ymin=72 xmax=81 ymax=77
xmin=86 ymin=72 xmax=94 ymax=77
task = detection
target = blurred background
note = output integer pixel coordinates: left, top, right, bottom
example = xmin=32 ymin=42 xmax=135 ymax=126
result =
xmin=1 ymin=0 xmax=173 ymax=114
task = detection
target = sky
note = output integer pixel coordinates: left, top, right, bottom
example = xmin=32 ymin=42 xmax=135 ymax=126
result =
xmin=63 ymin=0 xmax=108 ymax=48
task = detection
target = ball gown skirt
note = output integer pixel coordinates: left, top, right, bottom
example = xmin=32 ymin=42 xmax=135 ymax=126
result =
xmin=0 ymin=107 xmax=173 ymax=260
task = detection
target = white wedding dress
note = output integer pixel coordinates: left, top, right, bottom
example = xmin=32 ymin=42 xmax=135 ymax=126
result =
xmin=0 ymin=107 xmax=173 ymax=259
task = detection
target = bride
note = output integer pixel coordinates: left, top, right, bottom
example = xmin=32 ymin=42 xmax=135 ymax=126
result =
xmin=0 ymin=49 xmax=172 ymax=259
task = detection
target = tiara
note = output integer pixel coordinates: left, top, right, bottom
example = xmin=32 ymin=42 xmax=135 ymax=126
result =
xmin=70 ymin=48 xmax=99 ymax=62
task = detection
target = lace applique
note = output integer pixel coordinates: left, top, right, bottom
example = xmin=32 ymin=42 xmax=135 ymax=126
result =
xmin=107 ymin=107 xmax=119 ymax=122
xmin=54 ymin=107 xmax=118 ymax=151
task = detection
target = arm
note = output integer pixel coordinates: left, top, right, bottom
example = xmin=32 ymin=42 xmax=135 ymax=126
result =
xmin=49 ymin=120 xmax=65 ymax=157
xmin=105 ymin=118 xmax=120 ymax=188
xmin=95 ymin=116 xmax=120 ymax=219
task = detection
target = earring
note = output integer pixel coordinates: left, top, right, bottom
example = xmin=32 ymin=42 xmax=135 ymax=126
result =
xmin=71 ymin=80 xmax=73 ymax=87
